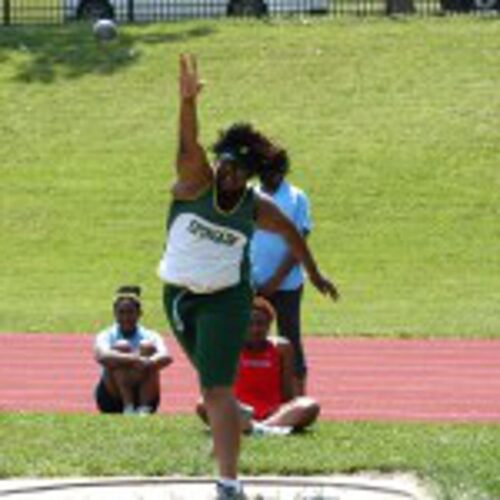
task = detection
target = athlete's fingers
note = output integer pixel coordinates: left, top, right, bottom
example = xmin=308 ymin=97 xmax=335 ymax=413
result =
xmin=322 ymin=279 xmax=339 ymax=301
xmin=330 ymin=283 xmax=340 ymax=301
xmin=190 ymin=53 xmax=198 ymax=79
xmin=180 ymin=53 xmax=188 ymax=75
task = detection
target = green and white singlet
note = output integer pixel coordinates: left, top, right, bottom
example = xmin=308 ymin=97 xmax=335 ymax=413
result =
xmin=159 ymin=185 xmax=256 ymax=388
xmin=158 ymin=185 xmax=255 ymax=293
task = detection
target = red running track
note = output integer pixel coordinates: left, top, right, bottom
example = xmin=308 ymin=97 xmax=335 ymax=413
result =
xmin=1 ymin=333 xmax=500 ymax=422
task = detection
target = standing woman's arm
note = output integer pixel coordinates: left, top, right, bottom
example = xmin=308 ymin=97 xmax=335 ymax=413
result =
xmin=255 ymin=194 xmax=340 ymax=300
xmin=173 ymin=54 xmax=213 ymax=199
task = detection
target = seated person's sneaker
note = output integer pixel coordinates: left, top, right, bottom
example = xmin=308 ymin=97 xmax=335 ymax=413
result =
xmin=251 ymin=422 xmax=293 ymax=436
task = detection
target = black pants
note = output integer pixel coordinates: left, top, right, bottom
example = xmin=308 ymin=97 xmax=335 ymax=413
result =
xmin=268 ymin=286 xmax=307 ymax=378
xmin=94 ymin=378 xmax=160 ymax=414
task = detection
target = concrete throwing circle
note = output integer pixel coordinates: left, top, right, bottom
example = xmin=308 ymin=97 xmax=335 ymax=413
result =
xmin=0 ymin=475 xmax=431 ymax=499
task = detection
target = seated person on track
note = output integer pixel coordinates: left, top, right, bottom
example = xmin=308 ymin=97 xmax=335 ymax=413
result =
xmin=197 ymin=297 xmax=320 ymax=435
xmin=94 ymin=286 xmax=172 ymax=415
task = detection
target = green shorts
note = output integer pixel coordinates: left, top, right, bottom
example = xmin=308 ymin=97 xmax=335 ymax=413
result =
xmin=163 ymin=282 xmax=253 ymax=388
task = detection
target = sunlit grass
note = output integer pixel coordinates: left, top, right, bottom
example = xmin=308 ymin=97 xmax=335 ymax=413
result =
xmin=0 ymin=18 xmax=499 ymax=336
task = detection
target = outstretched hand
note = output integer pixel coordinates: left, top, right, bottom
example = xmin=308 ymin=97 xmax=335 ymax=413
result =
xmin=179 ymin=53 xmax=203 ymax=100
xmin=310 ymin=271 xmax=340 ymax=301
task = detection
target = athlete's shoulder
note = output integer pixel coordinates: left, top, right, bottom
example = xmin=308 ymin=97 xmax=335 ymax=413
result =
xmin=286 ymin=182 xmax=309 ymax=202
xmin=252 ymin=184 xmax=263 ymax=196
xmin=96 ymin=324 xmax=116 ymax=338
xmin=270 ymin=336 xmax=293 ymax=356
xmin=94 ymin=324 xmax=117 ymax=349
xmin=252 ymin=186 xmax=272 ymax=204
xmin=138 ymin=325 xmax=162 ymax=340
xmin=171 ymin=178 xmax=213 ymax=202
xmin=246 ymin=184 xmax=260 ymax=201
xmin=270 ymin=335 xmax=291 ymax=347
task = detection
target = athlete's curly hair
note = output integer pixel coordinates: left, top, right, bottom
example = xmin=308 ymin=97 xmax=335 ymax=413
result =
xmin=259 ymin=146 xmax=290 ymax=178
xmin=212 ymin=123 xmax=278 ymax=177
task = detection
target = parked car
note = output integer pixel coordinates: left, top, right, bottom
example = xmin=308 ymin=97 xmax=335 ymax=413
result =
xmin=67 ymin=0 xmax=329 ymax=21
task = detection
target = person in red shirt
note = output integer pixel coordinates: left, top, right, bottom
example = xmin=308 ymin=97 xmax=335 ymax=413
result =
xmin=197 ymin=297 xmax=320 ymax=435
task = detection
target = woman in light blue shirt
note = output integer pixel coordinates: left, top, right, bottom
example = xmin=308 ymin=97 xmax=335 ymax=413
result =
xmin=251 ymin=149 xmax=324 ymax=396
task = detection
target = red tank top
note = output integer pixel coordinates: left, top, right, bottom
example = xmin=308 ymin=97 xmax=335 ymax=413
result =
xmin=234 ymin=340 xmax=282 ymax=420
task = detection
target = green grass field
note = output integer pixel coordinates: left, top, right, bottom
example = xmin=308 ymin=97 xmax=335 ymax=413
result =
xmin=1 ymin=0 xmax=65 ymax=24
xmin=1 ymin=414 xmax=500 ymax=499
xmin=1 ymin=17 xmax=500 ymax=500
xmin=1 ymin=17 xmax=499 ymax=337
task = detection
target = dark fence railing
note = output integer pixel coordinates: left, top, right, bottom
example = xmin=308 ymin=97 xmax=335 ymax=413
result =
xmin=1 ymin=0 xmax=498 ymax=25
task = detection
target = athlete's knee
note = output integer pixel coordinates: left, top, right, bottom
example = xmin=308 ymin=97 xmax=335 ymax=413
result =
xmin=195 ymin=397 xmax=209 ymax=424
xmin=296 ymin=396 xmax=320 ymax=426
xmin=202 ymin=386 xmax=234 ymax=405
xmin=296 ymin=396 xmax=319 ymax=411
xmin=113 ymin=340 xmax=132 ymax=353
xmin=139 ymin=340 xmax=156 ymax=357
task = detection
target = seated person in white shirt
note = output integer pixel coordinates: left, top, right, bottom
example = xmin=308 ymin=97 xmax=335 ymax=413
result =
xmin=94 ymin=286 xmax=172 ymax=415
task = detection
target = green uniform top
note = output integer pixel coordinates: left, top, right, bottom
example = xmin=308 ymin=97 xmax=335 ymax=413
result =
xmin=158 ymin=185 xmax=257 ymax=294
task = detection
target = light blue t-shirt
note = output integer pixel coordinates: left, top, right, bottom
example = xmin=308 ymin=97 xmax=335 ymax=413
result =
xmin=251 ymin=180 xmax=312 ymax=291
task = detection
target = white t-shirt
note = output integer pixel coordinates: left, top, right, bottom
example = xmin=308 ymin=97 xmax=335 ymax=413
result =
xmin=95 ymin=324 xmax=168 ymax=357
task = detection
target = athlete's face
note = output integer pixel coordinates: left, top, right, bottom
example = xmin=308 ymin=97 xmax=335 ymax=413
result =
xmin=114 ymin=299 xmax=141 ymax=335
xmin=248 ymin=308 xmax=271 ymax=344
xmin=215 ymin=159 xmax=250 ymax=193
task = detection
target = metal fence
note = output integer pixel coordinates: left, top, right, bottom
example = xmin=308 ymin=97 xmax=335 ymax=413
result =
xmin=1 ymin=0 xmax=498 ymax=25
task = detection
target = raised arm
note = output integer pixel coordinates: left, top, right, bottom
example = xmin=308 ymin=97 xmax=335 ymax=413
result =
xmin=255 ymin=194 xmax=340 ymax=300
xmin=174 ymin=54 xmax=213 ymax=198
